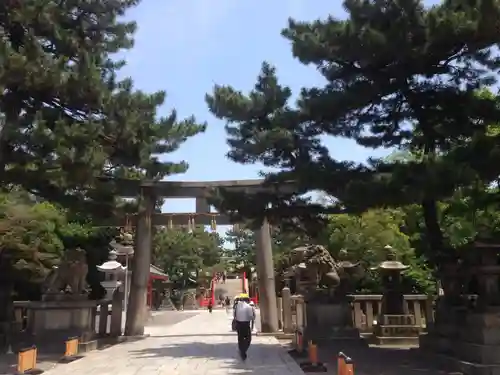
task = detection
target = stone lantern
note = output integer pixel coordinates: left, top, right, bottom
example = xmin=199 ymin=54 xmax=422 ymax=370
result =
xmin=97 ymin=249 xmax=126 ymax=300
xmin=372 ymin=245 xmax=409 ymax=315
xmin=96 ymin=242 xmax=129 ymax=337
xmin=371 ymin=245 xmax=420 ymax=345
xmin=335 ymin=249 xmax=361 ymax=298
xmin=109 ymin=232 xmax=134 ymax=314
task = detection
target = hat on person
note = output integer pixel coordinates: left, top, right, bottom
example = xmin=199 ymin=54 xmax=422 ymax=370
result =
xmin=239 ymin=293 xmax=249 ymax=298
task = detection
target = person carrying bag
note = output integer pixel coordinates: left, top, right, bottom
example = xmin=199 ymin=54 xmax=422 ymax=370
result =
xmin=233 ymin=293 xmax=255 ymax=360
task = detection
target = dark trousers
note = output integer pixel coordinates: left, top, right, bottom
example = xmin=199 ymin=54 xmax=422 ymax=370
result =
xmin=235 ymin=321 xmax=251 ymax=354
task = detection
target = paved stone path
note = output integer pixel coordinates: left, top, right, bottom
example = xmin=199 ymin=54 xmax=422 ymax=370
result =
xmin=0 ymin=310 xmax=200 ymax=374
xmin=42 ymin=310 xmax=304 ymax=375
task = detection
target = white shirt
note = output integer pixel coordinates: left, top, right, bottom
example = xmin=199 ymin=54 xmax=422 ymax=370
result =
xmin=234 ymin=301 xmax=255 ymax=322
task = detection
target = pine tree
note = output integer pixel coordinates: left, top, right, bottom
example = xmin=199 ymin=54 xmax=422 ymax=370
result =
xmin=0 ymin=0 xmax=205 ymax=218
xmin=206 ymin=0 xmax=500 ymax=266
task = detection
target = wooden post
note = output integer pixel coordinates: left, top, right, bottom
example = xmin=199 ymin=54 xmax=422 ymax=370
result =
xmin=125 ymin=188 xmax=154 ymax=336
xmin=255 ymin=217 xmax=278 ymax=333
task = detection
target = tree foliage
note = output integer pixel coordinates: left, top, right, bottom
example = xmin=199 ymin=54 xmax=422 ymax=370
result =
xmin=0 ymin=0 xmax=205 ymax=220
xmin=0 ymin=193 xmax=64 ymax=287
xmin=224 ymin=223 xmax=308 ymax=270
xmin=152 ymin=227 xmax=223 ymax=283
xmin=206 ymin=0 xmax=500 ymax=267
xmin=0 ymin=190 xmax=115 ymax=336
xmin=322 ymin=209 xmax=434 ymax=294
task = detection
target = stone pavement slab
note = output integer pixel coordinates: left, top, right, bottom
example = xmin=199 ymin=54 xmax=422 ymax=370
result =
xmin=41 ymin=310 xmax=304 ymax=375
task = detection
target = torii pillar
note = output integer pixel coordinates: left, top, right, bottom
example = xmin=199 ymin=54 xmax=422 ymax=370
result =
xmin=255 ymin=217 xmax=279 ymax=333
xmin=125 ymin=187 xmax=154 ymax=336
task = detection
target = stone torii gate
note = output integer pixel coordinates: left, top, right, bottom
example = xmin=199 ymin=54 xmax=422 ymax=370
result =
xmin=109 ymin=178 xmax=292 ymax=336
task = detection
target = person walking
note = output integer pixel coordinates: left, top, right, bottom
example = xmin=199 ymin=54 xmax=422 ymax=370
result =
xmin=233 ymin=293 xmax=255 ymax=360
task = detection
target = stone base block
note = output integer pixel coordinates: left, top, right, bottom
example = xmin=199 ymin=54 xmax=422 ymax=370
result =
xmin=78 ymin=339 xmax=98 ymax=353
xmin=419 ymin=333 xmax=455 ymax=355
xmin=19 ymin=300 xmax=98 ymax=336
xmin=460 ymin=327 xmax=500 ymax=345
xmin=420 ymin=332 xmax=500 ymax=364
xmin=373 ymin=335 xmax=419 ymax=346
xmin=305 ymin=326 xmax=361 ymax=340
xmin=458 ymin=342 xmax=500 ymax=365
xmin=376 ymin=324 xmax=421 ymax=337
xmin=467 ymin=311 xmax=500 ymax=328
xmin=426 ymin=352 xmax=500 ymax=375
xmin=306 ymin=303 xmax=353 ymax=329
xmin=381 ymin=314 xmax=416 ymax=326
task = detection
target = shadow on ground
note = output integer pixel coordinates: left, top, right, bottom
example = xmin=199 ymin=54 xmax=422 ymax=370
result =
xmin=0 ymin=336 xmax=147 ymax=374
xmin=129 ymin=340 xmax=297 ymax=374
xmin=129 ymin=332 xmax=460 ymax=375
xmin=0 ymin=350 xmax=62 ymax=374
xmin=285 ymin=340 xmax=460 ymax=375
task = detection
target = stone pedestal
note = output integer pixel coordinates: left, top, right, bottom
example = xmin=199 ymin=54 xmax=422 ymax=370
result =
xmin=374 ymin=314 xmax=421 ymax=345
xmin=13 ymin=299 xmax=99 ymax=352
xmin=420 ymin=243 xmax=500 ymax=375
xmin=421 ymin=307 xmax=500 ymax=375
xmin=305 ymin=302 xmax=360 ymax=342
xmin=419 ymin=301 xmax=465 ymax=355
xmin=21 ymin=300 xmax=97 ymax=336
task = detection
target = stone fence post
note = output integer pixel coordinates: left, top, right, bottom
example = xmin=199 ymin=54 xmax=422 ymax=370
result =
xmin=282 ymin=287 xmax=293 ymax=333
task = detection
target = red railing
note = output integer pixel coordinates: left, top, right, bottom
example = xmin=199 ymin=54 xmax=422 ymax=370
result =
xmin=199 ymin=273 xmax=216 ymax=307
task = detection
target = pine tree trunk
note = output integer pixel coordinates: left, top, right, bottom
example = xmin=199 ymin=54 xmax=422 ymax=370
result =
xmin=421 ymin=198 xmax=446 ymax=265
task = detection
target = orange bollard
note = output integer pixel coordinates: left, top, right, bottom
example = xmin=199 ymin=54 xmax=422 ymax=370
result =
xmin=299 ymin=340 xmax=327 ymax=372
xmin=297 ymin=331 xmax=304 ymax=353
xmin=337 ymin=352 xmax=346 ymax=375
xmin=344 ymin=356 xmax=354 ymax=375
xmin=17 ymin=346 xmax=37 ymax=374
xmin=308 ymin=343 xmax=318 ymax=366
xmin=289 ymin=330 xmax=308 ymax=359
xmin=64 ymin=337 xmax=79 ymax=358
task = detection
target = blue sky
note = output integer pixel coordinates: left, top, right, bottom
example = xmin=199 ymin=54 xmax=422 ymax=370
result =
xmin=119 ymin=0 xmax=439 ymax=234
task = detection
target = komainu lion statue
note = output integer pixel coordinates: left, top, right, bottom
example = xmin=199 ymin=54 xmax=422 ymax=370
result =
xmin=282 ymin=244 xmax=343 ymax=286
xmin=277 ymin=245 xmax=360 ymax=299
xmin=43 ymin=248 xmax=89 ymax=296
